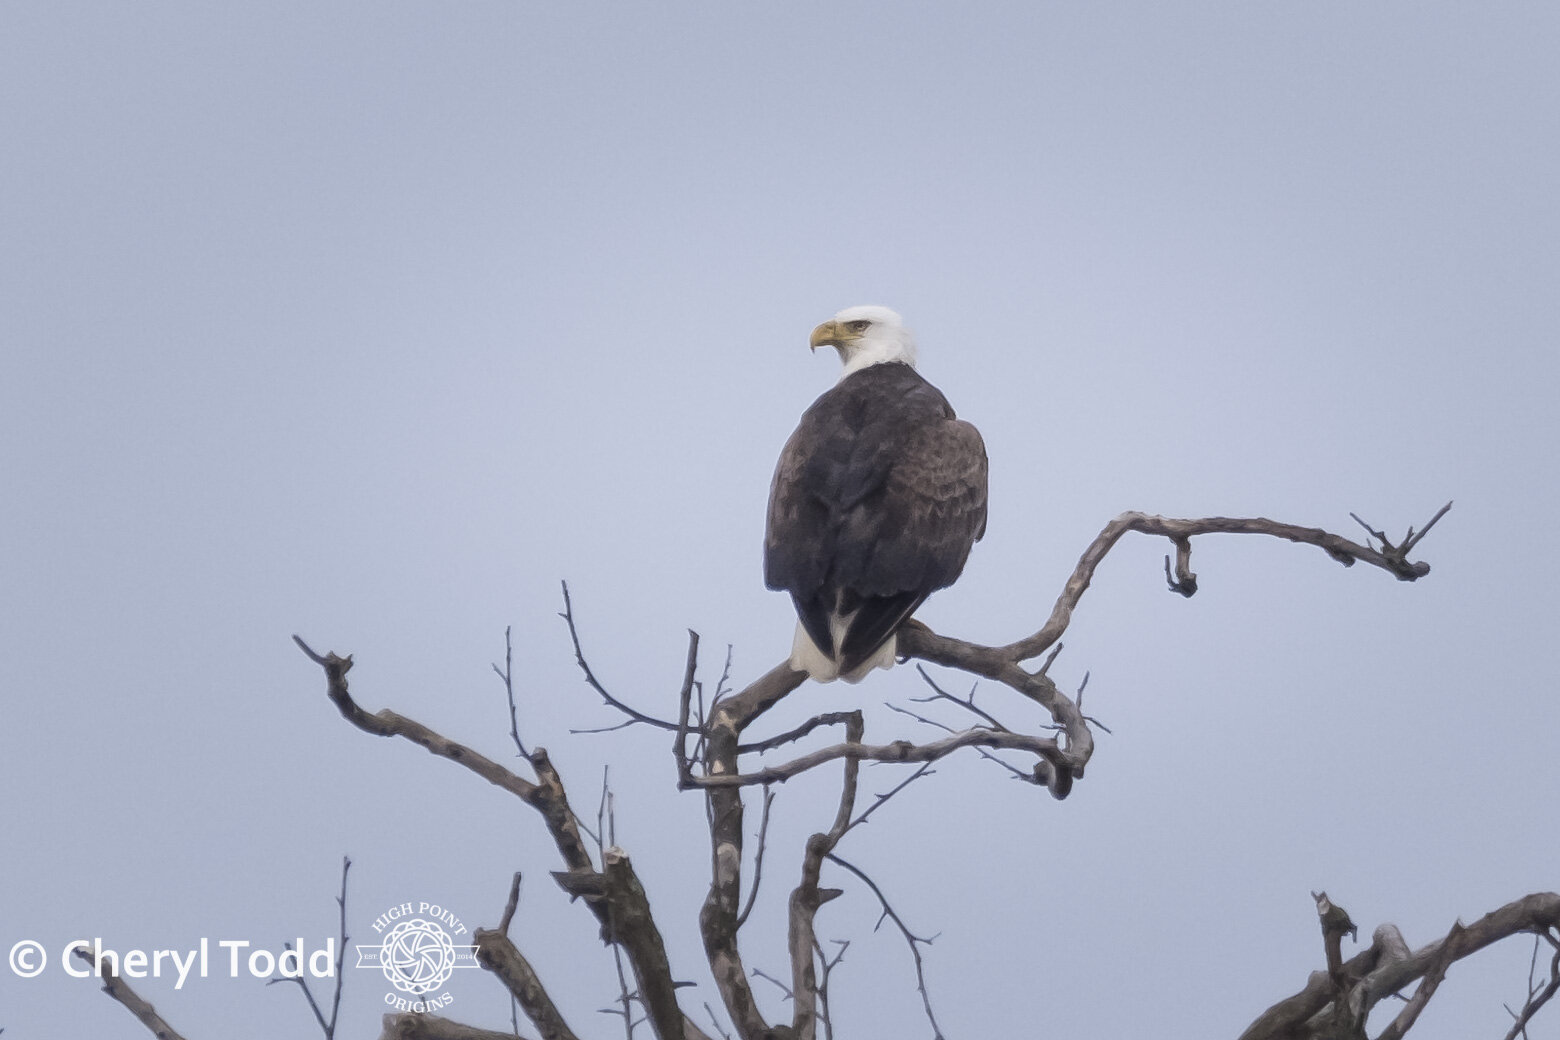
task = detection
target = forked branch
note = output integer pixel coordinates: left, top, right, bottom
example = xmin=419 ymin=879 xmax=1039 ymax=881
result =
xmin=293 ymin=636 xmax=708 ymax=1040
xmin=1238 ymin=891 xmax=1560 ymax=1040
xmin=692 ymin=505 xmax=1448 ymax=1038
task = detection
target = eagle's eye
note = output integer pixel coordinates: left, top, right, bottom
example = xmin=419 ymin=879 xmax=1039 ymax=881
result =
xmin=847 ymin=320 xmax=871 ymax=333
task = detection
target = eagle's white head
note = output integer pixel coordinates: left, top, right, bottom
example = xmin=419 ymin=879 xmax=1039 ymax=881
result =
xmin=809 ymin=305 xmax=918 ymax=380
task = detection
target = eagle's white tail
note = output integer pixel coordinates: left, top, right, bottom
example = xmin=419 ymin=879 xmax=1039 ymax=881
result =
xmin=789 ymin=621 xmax=896 ymax=683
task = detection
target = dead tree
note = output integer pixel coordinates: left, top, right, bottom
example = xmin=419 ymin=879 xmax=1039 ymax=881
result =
xmin=83 ymin=503 xmax=1558 ymax=1039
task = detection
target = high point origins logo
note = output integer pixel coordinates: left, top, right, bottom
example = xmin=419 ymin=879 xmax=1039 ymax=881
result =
xmin=355 ymin=900 xmax=480 ymax=1012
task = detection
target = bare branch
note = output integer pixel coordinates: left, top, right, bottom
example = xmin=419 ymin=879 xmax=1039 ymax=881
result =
xmin=825 ymin=854 xmax=945 ymax=1040
xmin=293 ymin=636 xmax=540 ymax=802
xmin=890 ymin=697 xmax=1032 ymax=783
xmin=308 ymin=501 xmax=1451 ymax=1040
xmin=298 ymin=639 xmax=709 ymax=1040
xmin=845 ymin=761 xmax=938 ymax=834
xmin=911 ymin=665 xmax=1009 ymax=732
xmin=738 ymin=712 xmax=861 ymax=756
xmin=698 ymin=663 xmax=807 ymax=1040
xmin=702 ymin=1003 xmax=733 ymax=1040
xmin=993 ymin=506 xmax=1448 ymax=667
xmin=735 ymin=787 xmax=775 ymax=930
xmin=600 ymin=847 xmax=692 ymax=1040
xmin=328 ymin=856 xmax=349 ymax=1036
xmin=473 ymin=929 xmax=581 ymax=1040
xmin=498 ymin=872 xmax=523 ymax=936
xmin=1164 ymin=536 xmax=1197 ymax=596
xmin=674 ymin=630 xmax=700 ymax=785
xmin=379 ymin=1013 xmax=538 ymax=1040
xmin=1400 ymin=500 xmax=1452 ymax=555
xmin=687 ymin=727 xmax=1062 ymax=790
xmin=813 ymin=939 xmax=849 ymax=1040
xmin=1374 ymin=921 xmax=1463 ymax=1040
xmin=495 ymin=625 xmax=530 ymax=758
xmin=1313 ymin=890 xmax=1358 ymax=989
xmin=1238 ymin=891 xmax=1560 ymax=1040
xmin=269 ymin=859 xmax=352 ymax=1038
xmin=749 ymin=967 xmax=793 ymax=1001
xmin=560 ymin=581 xmax=680 ymax=731
xmin=1503 ymin=932 xmax=1560 ymax=1040
xmin=71 ymin=944 xmax=189 ymax=1040
xmin=786 ymin=712 xmax=862 ymax=1037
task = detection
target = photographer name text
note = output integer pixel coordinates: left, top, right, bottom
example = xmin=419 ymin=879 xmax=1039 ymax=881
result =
xmin=9 ymin=937 xmax=336 ymax=988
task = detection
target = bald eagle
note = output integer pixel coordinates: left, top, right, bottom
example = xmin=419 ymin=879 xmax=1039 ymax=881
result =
xmin=765 ymin=306 xmax=989 ymax=682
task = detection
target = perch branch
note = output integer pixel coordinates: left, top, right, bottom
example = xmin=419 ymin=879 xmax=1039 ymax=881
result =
xmin=998 ymin=507 xmax=1448 ymax=666
xmin=684 ymin=505 xmax=1447 ymax=1038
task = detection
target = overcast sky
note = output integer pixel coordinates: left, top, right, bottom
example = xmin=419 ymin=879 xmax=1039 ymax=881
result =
xmin=3 ymin=3 xmax=1558 ymax=1038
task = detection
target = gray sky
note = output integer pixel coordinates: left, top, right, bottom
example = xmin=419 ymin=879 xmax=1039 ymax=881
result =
xmin=3 ymin=2 xmax=1557 ymax=1037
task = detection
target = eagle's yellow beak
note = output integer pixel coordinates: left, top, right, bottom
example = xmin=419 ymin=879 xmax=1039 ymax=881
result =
xmin=809 ymin=319 xmax=846 ymax=352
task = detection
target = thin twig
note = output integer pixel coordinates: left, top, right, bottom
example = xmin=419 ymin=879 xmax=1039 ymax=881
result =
xmin=591 ymin=767 xmax=636 ymax=1040
xmin=674 ymin=631 xmax=700 ymax=784
xmin=703 ymin=1002 xmax=733 ymax=1040
xmin=559 ymin=581 xmax=679 ymax=731
xmin=1401 ymin=500 xmax=1453 ymax=554
xmin=738 ymin=711 xmax=860 ymax=755
xmin=735 ymin=786 xmax=775 ymax=929
xmin=825 ymin=854 xmax=945 ymax=1040
xmin=268 ymin=856 xmax=350 ymax=1038
xmin=1503 ymin=931 xmax=1560 ymax=1040
xmin=750 ymin=967 xmax=794 ymax=1001
xmin=845 ymin=761 xmax=939 ymax=833
xmin=911 ymin=665 xmax=1009 ymax=731
xmin=328 ymin=856 xmax=349 ymax=1036
xmin=888 ymin=701 xmax=1034 ymax=780
xmin=494 ymin=625 xmax=530 ymax=758
xmin=1037 ymin=642 xmax=1064 ymax=676
xmin=498 ymin=872 xmax=523 ymax=936
xmin=814 ymin=938 xmax=849 ymax=1040
xmin=1375 ymin=921 xmax=1464 ymax=1040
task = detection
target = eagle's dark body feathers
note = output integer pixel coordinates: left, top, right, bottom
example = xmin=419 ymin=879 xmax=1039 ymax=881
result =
xmin=765 ymin=361 xmax=988 ymax=681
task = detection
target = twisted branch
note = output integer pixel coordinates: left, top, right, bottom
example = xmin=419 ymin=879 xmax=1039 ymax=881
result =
xmin=687 ymin=505 xmax=1448 ymax=1038
xmin=294 ymin=636 xmax=707 ymax=1040
xmin=1238 ymin=891 xmax=1560 ymax=1040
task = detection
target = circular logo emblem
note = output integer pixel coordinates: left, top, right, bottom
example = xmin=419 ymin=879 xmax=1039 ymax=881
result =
xmin=379 ymin=918 xmax=456 ymax=993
